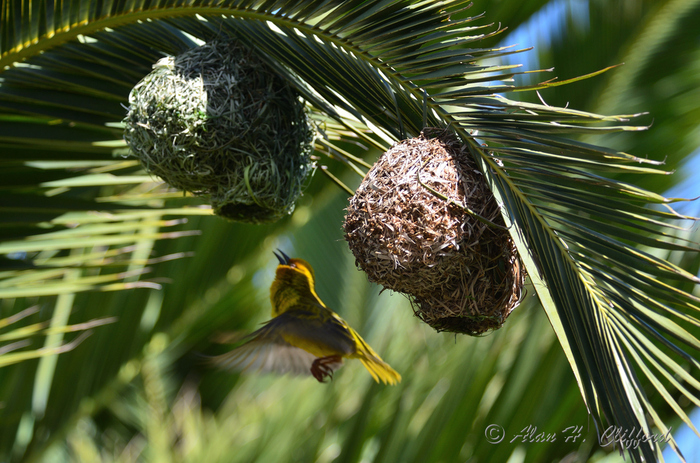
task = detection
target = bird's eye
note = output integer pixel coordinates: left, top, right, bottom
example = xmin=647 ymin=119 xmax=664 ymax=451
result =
xmin=289 ymin=263 xmax=297 ymax=268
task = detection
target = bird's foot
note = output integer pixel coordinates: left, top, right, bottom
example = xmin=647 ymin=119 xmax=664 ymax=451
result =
xmin=311 ymin=355 xmax=342 ymax=383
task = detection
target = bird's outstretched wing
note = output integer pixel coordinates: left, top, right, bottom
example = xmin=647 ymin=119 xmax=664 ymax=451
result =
xmin=211 ymin=338 xmax=320 ymax=376
xmin=209 ymin=310 xmax=349 ymax=377
xmin=273 ymin=307 xmax=357 ymax=358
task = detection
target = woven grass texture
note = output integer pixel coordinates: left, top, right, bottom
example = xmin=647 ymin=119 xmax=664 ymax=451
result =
xmin=345 ymin=130 xmax=525 ymax=335
xmin=124 ymin=40 xmax=315 ymax=223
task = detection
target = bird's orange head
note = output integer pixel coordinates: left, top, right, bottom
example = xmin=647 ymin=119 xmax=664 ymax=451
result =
xmin=270 ymin=250 xmax=324 ymax=316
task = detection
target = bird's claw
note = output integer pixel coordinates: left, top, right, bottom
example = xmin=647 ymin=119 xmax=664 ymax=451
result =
xmin=311 ymin=356 xmax=340 ymax=383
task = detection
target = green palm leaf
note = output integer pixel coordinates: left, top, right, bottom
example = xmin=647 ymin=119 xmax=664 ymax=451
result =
xmin=1 ymin=1 xmax=698 ymax=461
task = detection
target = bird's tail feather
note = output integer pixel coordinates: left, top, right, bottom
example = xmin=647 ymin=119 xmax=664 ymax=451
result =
xmin=359 ymin=356 xmax=401 ymax=385
xmin=351 ymin=330 xmax=401 ymax=385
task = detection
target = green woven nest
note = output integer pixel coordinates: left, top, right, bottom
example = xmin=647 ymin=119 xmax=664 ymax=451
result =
xmin=123 ymin=40 xmax=315 ymax=223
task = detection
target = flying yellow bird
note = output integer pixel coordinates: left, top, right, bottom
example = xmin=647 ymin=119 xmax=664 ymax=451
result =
xmin=211 ymin=250 xmax=400 ymax=385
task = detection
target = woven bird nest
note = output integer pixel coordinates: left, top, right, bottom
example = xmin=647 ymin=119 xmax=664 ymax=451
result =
xmin=123 ymin=40 xmax=315 ymax=223
xmin=344 ymin=130 xmax=525 ymax=335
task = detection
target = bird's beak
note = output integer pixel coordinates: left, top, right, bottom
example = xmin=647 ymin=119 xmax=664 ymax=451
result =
xmin=274 ymin=249 xmax=291 ymax=265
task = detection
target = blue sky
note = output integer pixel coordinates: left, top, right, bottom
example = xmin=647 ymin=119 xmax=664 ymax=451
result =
xmin=499 ymin=0 xmax=589 ymax=84
xmin=663 ymin=407 xmax=700 ymax=462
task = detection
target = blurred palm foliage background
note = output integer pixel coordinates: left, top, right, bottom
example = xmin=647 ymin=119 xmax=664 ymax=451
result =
xmin=1 ymin=0 xmax=699 ymax=462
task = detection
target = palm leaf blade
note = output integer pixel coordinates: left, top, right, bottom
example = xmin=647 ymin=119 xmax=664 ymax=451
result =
xmin=0 ymin=2 xmax=698 ymax=461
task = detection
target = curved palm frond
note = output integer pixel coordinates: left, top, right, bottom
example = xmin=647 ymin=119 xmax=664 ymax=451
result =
xmin=1 ymin=1 xmax=699 ymax=461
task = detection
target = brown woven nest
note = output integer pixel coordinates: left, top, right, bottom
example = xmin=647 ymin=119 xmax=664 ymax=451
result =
xmin=344 ymin=129 xmax=525 ymax=335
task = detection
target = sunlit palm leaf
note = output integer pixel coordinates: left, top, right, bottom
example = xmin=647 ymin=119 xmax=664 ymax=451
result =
xmin=523 ymin=0 xmax=700 ymax=194
xmin=1 ymin=1 xmax=699 ymax=461
xmin=0 ymin=306 xmax=112 ymax=368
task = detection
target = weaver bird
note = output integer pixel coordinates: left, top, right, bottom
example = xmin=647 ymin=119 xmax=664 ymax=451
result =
xmin=211 ymin=250 xmax=401 ymax=385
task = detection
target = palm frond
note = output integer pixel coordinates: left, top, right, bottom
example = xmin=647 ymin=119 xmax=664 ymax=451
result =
xmin=0 ymin=305 xmax=110 ymax=368
xmin=1 ymin=1 xmax=698 ymax=461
